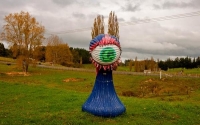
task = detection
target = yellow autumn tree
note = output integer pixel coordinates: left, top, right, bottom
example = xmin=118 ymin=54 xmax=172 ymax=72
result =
xmin=45 ymin=35 xmax=73 ymax=66
xmin=129 ymin=59 xmax=133 ymax=71
xmin=32 ymin=46 xmax=45 ymax=62
xmin=134 ymin=56 xmax=139 ymax=72
xmin=2 ymin=11 xmax=45 ymax=73
xmin=91 ymin=15 xmax=104 ymax=39
xmin=108 ymin=11 xmax=119 ymax=39
xmin=91 ymin=11 xmax=119 ymax=39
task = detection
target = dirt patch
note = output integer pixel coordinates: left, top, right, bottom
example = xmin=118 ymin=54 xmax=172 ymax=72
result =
xmin=6 ymin=72 xmax=30 ymax=76
xmin=63 ymin=78 xmax=85 ymax=82
xmin=121 ymin=77 xmax=198 ymax=99
xmin=144 ymin=78 xmax=153 ymax=83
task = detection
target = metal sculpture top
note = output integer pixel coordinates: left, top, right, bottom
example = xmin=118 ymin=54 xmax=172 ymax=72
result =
xmin=89 ymin=34 xmax=121 ymax=71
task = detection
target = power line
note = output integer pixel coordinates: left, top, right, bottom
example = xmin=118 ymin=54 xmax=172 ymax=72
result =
xmin=120 ymin=10 xmax=200 ymax=26
xmin=45 ymin=10 xmax=200 ymax=35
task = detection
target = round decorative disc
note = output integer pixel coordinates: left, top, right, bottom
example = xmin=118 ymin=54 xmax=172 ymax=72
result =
xmin=89 ymin=34 xmax=121 ymax=70
xmin=91 ymin=45 xmax=121 ymax=65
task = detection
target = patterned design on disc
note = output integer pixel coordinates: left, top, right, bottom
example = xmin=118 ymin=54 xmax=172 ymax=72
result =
xmin=100 ymin=47 xmax=116 ymax=63
xmin=91 ymin=45 xmax=121 ymax=65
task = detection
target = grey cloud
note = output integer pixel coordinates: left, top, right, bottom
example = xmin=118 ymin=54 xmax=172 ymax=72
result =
xmin=191 ymin=0 xmax=200 ymax=8
xmin=130 ymin=16 xmax=145 ymax=22
xmin=52 ymin=0 xmax=76 ymax=7
xmin=87 ymin=13 xmax=98 ymax=20
xmin=0 ymin=0 xmax=28 ymax=8
xmin=58 ymin=32 xmax=91 ymax=50
xmin=51 ymin=0 xmax=100 ymax=8
xmin=0 ymin=10 xmax=14 ymax=33
xmin=72 ymin=12 xmax=85 ymax=19
xmin=78 ymin=0 xmax=100 ymax=7
xmin=0 ymin=11 xmax=7 ymax=24
xmin=153 ymin=0 xmax=200 ymax=9
xmin=122 ymin=3 xmax=140 ymax=12
xmin=119 ymin=21 xmax=200 ymax=60
xmin=153 ymin=4 xmax=161 ymax=9
xmin=118 ymin=18 xmax=125 ymax=22
xmin=163 ymin=2 xmax=191 ymax=9
xmin=122 ymin=41 xmax=200 ymax=58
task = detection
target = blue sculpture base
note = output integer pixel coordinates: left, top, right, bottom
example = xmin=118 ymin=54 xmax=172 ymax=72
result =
xmin=82 ymin=69 xmax=126 ymax=117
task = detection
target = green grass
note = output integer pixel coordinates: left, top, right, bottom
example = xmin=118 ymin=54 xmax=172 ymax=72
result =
xmin=0 ymin=82 xmax=199 ymax=125
xmin=82 ymin=64 xmax=95 ymax=69
xmin=0 ymin=63 xmax=200 ymax=124
xmin=117 ymin=65 xmax=135 ymax=72
xmin=167 ymin=68 xmax=200 ymax=75
xmin=0 ymin=57 xmax=16 ymax=63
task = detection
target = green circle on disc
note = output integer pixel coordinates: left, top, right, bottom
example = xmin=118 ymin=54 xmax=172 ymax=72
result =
xmin=100 ymin=47 xmax=116 ymax=62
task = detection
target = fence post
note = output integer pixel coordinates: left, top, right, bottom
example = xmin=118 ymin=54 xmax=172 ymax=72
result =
xmin=160 ymin=70 xmax=162 ymax=79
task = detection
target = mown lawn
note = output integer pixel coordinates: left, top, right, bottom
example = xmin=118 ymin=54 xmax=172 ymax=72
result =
xmin=0 ymin=63 xmax=200 ymax=125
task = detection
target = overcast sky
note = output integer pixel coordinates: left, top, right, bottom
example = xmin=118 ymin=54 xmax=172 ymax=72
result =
xmin=0 ymin=0 xmax=200 ymax=61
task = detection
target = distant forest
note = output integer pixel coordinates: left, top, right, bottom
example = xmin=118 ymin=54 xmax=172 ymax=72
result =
xmin=124 ymin=56 xmax=200 ymax=71
xmin=158 ymin=57 xmax=200 ymax=70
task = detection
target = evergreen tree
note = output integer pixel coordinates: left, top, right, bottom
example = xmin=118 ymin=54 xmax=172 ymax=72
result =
xmin=196 ymin=57 xmax=200 ymax=68
xmin=0 ymin=43 xmax=6 ymax=56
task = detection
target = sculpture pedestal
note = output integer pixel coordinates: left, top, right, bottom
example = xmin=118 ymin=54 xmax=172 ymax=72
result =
xmin=82 ymin=69 xmax=126 ymax=117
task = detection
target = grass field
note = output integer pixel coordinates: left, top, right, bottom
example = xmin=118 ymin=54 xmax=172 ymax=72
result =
xmin=0 ymin=62 xmax=200 ymax=124
xmin=0 ymin=57 xmax=16 ymax=63
xmin=167 ymin=68 xmax=200 ymax=75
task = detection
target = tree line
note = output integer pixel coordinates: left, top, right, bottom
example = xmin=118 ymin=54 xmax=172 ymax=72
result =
xmin=158 ymin=57 xmax=200 ymax=70
xmin=124 ymin=56 xmax=200 ymax=72
xmin=0 ymin=41 xmax=90 ymax=65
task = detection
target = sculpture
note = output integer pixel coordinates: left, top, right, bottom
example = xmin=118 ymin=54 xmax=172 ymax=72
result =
xmin=82 ymin=34 xmax=126 ymax=117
